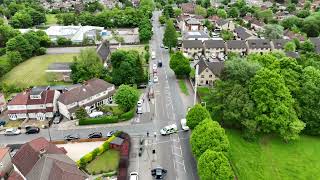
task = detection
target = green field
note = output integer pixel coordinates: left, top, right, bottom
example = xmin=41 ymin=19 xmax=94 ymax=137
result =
xmin=46 ymin=14 xmax=57 ymax=25
xmin=1 ymin=54 xmax=78 ymax=88
xmin=86 ymin=150 xmax=120 ymax=174
xmin=178 ymin=79 xmax=189 ymax=95
xmin=227 ymin=129 xmax=320 ymax=180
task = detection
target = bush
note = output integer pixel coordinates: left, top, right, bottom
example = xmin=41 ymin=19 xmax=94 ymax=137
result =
xmin=119 ymin=109 xmax=134 ymax=121
xmin=98 ymin=146 xmax=104 ymax=155
xmin=102 ymin=142 xmax=110 ymax=151
xmin=79 ymin=157 xmax=87 ymax=169
xmin=57 ymin=36 xmax=72 ymax=46
xmin=83 ymin=153 xmax=93 ymax=163
xmin=79 ymin=115 xmax=119 ymax=125
xmin=0 ymin=48 xmax=6 ymax=56
xmin=91 ymin=148 xmax=100 ymax=159
xmin=36 ymin=47 xmax=46 ymax=55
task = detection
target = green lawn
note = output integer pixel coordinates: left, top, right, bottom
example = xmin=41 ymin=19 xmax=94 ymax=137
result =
xmin=226 ymin=129 xmax=320 ymax=180
xmin=178 ymin=79 xmax=189 ymax=95
xmin=197 ymin=87 xmax=210 ymax=102
xmin=86 ymin=150 xmax=120 ymax=174
xmin=1 ymin=54 xmax=78 ymax=88
xmin=46 ymin=14 xmax=57 ymax=25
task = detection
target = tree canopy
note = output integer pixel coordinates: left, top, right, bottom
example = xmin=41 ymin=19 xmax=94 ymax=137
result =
xmin=163 ymin=19 xmax=177 ymax=49
xmin=186 ymin=104 xmax=211 ymax=129
xmin=114 ymin=85 xmax=140 ymax=112
xmin=169 ymin=51 xmax=191 ymax=78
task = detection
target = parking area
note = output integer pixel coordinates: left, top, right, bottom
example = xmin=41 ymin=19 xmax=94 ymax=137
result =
xmin=56 ymin=141 xmax=104 ymax=161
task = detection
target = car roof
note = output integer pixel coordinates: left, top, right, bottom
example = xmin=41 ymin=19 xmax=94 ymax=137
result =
xmin=166 ymin=124 xmax=177 ymax=129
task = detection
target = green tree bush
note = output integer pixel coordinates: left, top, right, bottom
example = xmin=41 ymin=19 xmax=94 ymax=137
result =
xmin=186 ymin=104 xmax=211 ymax=129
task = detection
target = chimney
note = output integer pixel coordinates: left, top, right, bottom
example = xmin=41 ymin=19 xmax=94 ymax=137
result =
xmin=39 ymin=148 xmax=46 ymax=158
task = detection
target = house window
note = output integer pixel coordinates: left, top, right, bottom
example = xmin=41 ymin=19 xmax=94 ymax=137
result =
xmin=206 ymin=69 xmax=208 ymax=72
xmin=201 ymin=75 xmax=204 ymax=78
xmin=200 ymin=80 xmax=203 ymax=84
xmin=209 ymin=75 xmax=212 ymax=78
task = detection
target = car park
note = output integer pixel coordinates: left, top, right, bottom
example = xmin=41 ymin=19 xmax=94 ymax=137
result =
xmin=88 ymin=132 xmax=102 ymax=138
xmin=64 ymin=134 xmax=80 ymax=141
xmin=160 ymin=124 xmax=177 ymax=135
xmin=153 ymin=76 xmax=159 ymax=83
xmin=180 ymin=118 xmax=189 ymax=131
xmin=25 ymin=127 xmax=40 ymax=134
xmin=129 ymin=172 xmax=139 ymax=180
xmin=4 ymin=128 xmax=21 ymax=136
xmin=0 ymin=120 xmax=6 ymax=126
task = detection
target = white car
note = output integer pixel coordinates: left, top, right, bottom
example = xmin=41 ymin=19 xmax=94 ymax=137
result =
xmin=153 ymin=76 xmax=159 ymax=83
xmin=129 ymin=172 xmax=139 ymax=180
xmin=4 ymin=128 xmax=21 ymax=136
xmin=160 ymin=124 xmax=178 ymax=135
xmin=136 ymin=106 xmax=143 ymax=114
xmin=152 ymin=51 xmax=156 ymax=59
xmin=137 ymin=100 xmax=143 ymax=107
xmin=89 ymin=111 xmax=103 ymax=118
xmin=180 ymin=118 xmax=189 ymax=131
xmin=153 ymin=63 xmax=157 ymax=70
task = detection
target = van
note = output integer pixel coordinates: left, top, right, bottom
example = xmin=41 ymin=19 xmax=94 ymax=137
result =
xmin=129 ymin=172 xmax=138 ymax=180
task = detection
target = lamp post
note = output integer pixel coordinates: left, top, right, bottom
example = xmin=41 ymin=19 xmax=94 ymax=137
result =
xmin=194 ymin=64 xmax=199 ymax=105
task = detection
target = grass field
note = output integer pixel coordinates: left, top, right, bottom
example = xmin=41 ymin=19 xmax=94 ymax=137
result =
xmin=226 ymin=129 xmax=320 ymax=180
xmin=178 ymin=79 xmax=189 ymax=95
xmin=197 ymin=87 xmax=210 ymax=102
xmin=46 ymin=14 xmax=57 ymax=25
xmin=86 ymin=150 xmax=120 ymax=174
xmin=1 ymin=54 xmax=78 ymax=88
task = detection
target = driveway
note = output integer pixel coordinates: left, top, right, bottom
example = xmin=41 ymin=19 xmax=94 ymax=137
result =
xmin=57 ymin=141 xmax=104 ymax=161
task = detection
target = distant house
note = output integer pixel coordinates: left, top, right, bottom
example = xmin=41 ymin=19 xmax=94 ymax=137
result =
xmin=185 ymin=18 xmax=202 ymax=31
xmin=0 ymin=148 xmax=13 ymax=179
xmin=7 ymin=87 xmax=60 ymax=120
xmin=271 ymin=39 xmax=290 ymax=51
xmin=250 ymin=19 xmax=265 ymax=32
xmin=183 ymin=31 xmax=210 ymax=41
xmin=195 ymin=57 xmax=224 ymax=86
xmin=283 ymin=30 xmax=306 ymax=41
xmin=45 ymin=25 xmax=104 ymax=44
xmin=310 ymin=37 xmax=320 ymax=53
xmin=226 ymin=40 xmax=248 ymax=56
xmin=234 ymin=27 xmax=255 ymax=40
xmin=46 ymin=63 xmax=72 ymax=82
xmin=0 ymin=93 xmax=6 ymax=114
xmin=96 ymin=40 xmax=111 ymax=63
xmin=57 ymin=78 xmax=115 ymax=119
xmin=180 ymin=3 xmax=195 ymax=14
xmin=11 ymin=137 xmax=87 ymax=180
xmin=203 ymin=40 xmax=225 ymax=58
xmin=182 ymin=40 xmax=203 ymax=58
xmin=247 ymin=39 xmax=272 ymax=54
xmin=215 ymin=20 xmax=235 ymax=31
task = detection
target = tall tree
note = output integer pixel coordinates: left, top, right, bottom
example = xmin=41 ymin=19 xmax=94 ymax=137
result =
xmin=0 ymin=25 xmax=20 ymax=47
xmin=70 ymin=48 xmax=104 ymax=83
xmin=6 ymin=35 xmax=32 ymax=59
xmin=163 ymin=19 xmax=177 ymax=49
xmin=228 ymin=7 xmax=239 ymax=18
xmin=217 ymin=9 xmax=227 ymax=19
xmin=198 ymin=150 xmax=235 ymax=180
xmin=190 ymin=118 xmax=230 ymax=158
xmin=114 ymin=85 xmax=140 ymax=112
xmin=186 ymin=104 xmax=211 ymax=129
xmin=169 ymin=51 xmax=191 ymax=78
xmin=263 ymin=24 xmax=284 ymax=40
xmin=9 ymin=11 xmax=33 ymax=28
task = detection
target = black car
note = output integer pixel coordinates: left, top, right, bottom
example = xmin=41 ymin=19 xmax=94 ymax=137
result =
xmin=64 ymin=134 xmax=80 ymax=141
xmin=0 ymin=120 xmax=6 ymax=126
xmin=151 ymin=167 xmax=167 ymax=179
xmin=25 ymin=127 xmax=40 ymax=134
xmin=88 ymin=132 xmax=102 ymax=139
xmin=158 ymin=60 xmax=162 ymax=67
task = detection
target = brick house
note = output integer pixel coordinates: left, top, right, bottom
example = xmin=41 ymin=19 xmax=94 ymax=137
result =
xmin=57 ymin=78 xmax=115 ymax=119
xmin=247 ymin=39 xmax=272 ymax=54
xmin=203 ymin=40 xmax=226 ymax=58
xmin=7 ymin=87 xmax=60 ymax=120
xmin=0 ymin=148 xmax=13 ymax=179
xmin=182 ymin=40 xmax=203 ymax=58
xmin=195 ymin=57 xmax=224 ymax=86
xmin=226 ymin=40 xmax=248 ymax=56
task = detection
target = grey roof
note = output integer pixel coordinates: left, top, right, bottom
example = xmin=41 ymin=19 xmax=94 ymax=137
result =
xmin=204 ymin=40 xmax=225 ymax=49
xmin=272 ymin=39 xmax=290 ymax=49
xmin=30 ymin=86 xmax=49 ymax=96
xmin=110 ymin=137 xmax=124 ymax=146
xmin=47 ymin=63 xmax=72 ymax=71
xmin=186 ymin=18 xmax=201 ymax=25
xmin=182 ymin=40 xmax=203 ymax=48
xmin=286 ymin=51 xmax=300 ymax=58
xmin=26 ymin=154 xmax=87 ymax=180
xmin=247 ymin=39 xmax=271 ymax=49
xmin=234 ymin=27 xmax=252 ymax=40
xmin=216 ymin=19 xmax=228 ymax=26
xmin=195 ymin=58 xmax=224 ymax=76
xmin=184 ymin=31 xmax=210 ymax=39
xmin=58 ymin=78 xmax=114 ymax=105
xmin=96 ymin=40 xmax=110 ymax=61
xmin=226 ymin=40 xmax=247 ymax=49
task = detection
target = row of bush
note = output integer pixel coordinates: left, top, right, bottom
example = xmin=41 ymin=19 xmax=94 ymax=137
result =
xmin=78 ymin=108 xmax=135 ymax=125
xmin=77 ymin=135 xmax=116 ymax=170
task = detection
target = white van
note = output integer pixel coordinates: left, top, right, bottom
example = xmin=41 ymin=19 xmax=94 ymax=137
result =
xmin=151 ymin=51 xmax=156 ymax=59
xmin=89 ymin=111 xmax=103 ymax=118
xmin=130 ymin=172 xmax=138 ymax=180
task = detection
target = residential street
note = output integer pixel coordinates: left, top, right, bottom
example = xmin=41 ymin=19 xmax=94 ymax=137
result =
xmin=0 ymin=11 xmax=198 ymax=180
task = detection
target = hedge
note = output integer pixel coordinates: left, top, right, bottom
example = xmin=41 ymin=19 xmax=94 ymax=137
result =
xmin=79 ymin=108 xmax=135 ymax=125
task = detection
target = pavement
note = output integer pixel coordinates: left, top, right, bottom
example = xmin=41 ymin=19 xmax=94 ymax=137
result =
xmin=57 ymin=141 xmax=104 ymax=161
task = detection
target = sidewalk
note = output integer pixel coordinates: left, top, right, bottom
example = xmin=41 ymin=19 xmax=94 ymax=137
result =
xmin=57 ymin=119 xmax=134 ymax=131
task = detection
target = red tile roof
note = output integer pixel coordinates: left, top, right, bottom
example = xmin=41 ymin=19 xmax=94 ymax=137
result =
xmin=12 ymin=137 xmax=65 ymax=176
xmin=8 ymin=171 xmax=24 ymax=180
xmin=7 ymin=92 xmax=28 ymax=106
xmin=0 ymin=147 xmax=9 ymax=160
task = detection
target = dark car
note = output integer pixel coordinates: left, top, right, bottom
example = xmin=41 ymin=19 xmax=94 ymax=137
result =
xmin=158 ymin=60 xmax=162 ymax=67
xmin=151 ymin=166 xmax=167 ymax=179
xmin=53 ymin=114 xmax=63 ymax=124
xmin=88 ymin=132 xmax=102 ymax=139
xmin=0 ymin=120 xmax=6 ymax=126
xmin=107 ymin=130 xmax=117 ymax=137
xmin=64 ymin=134 xmax=80 ymax=141
xmin=25 ymin=127 xmax=40 ymax=134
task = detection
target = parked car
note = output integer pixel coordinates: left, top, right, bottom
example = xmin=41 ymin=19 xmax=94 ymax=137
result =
xmin=129 ymin=172 xmax=139 ymax=180
xmin=180 ymin=118 xmax=189 ymax=131
xmin=89 ymin=111 xmax=103 ymax=118
xmin=153 ymin=63 xmax=157 ymax=70
xmin=136 ymin=106 xmax=143 ymax=114
xmin=160 ymin=44 xmax=164 ymax=48
xmin=26 ymin=127 xmax=40 ymax=134
xmin=4 ymin=128 xmax=21 ymax=136
xmin=160 ymin=124 xmax=177 ymax=135
xmin=153 ymin=76 xmax=159 ymax=83
xmin=158 ymin=60 xmax=162 ymax=67
xmin=107 ymin=130 xmax=117 ymax=137
xmin=151 ymin=166 xmax=167 ymax=179
xmin=53 ymin=114 xmax=63 ymax=124
xmin=0 ymin=120 xmax=6 ymax=126
xmin=88 ymin=132 xmax=102 ymax=139
xmin=137 ymin=100 xmax=143 ymax=107
xmin=64 ymin=134 xmax=80 ymax=141
xmin=152 ymin=51 xmax=156 ymax=59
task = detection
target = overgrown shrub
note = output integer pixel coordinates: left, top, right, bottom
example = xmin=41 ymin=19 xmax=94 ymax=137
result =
xmin=91 ymin=148 xmax=100 ymax=159
xmin=119 ymin=109 xmax=134 ymax=121
xmin=83 ymin=153 xmax=93 ymax=163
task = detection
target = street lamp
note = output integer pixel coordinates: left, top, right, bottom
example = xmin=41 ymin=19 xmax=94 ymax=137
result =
xmin=194 ymin=64 xmax=199 ymax=105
